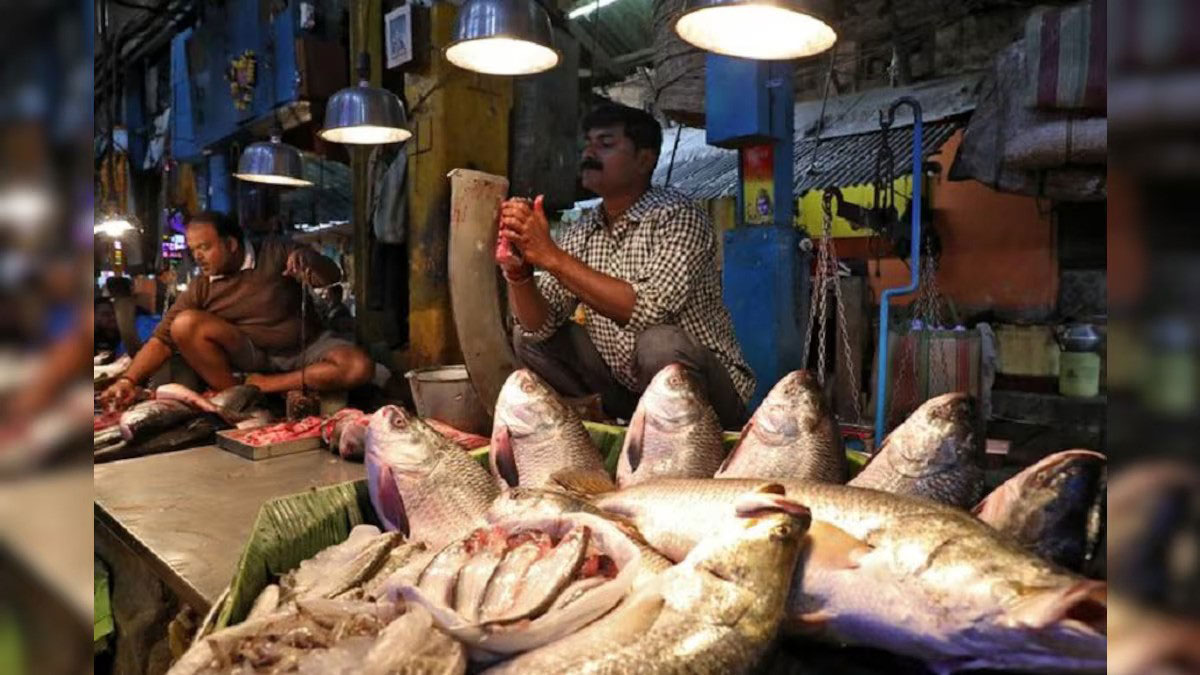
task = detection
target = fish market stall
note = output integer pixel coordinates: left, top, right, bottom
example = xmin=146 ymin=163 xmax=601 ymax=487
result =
xmin=94 ymin=445 xmax=364 ymax=672
xmin=154 ymin=367 xmax=1106 ymax=675
xmin=95 ymin=447 xmax=365 ymax=612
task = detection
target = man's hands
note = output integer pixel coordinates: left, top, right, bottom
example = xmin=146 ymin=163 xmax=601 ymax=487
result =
xmin=499 ymin=195 xmax=562 ymax=275
xmin=99 ymin=377 xmax=139 ymax=411
xmin=284 ymin=248 xmax=318 ymax=286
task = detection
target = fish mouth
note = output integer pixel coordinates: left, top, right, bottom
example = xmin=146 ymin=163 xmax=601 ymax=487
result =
xmin=1034 ymin=449 xmax=1107 ymax=477
xmin=498 ymin=402 xmax=544 ymax=437
xmin=755 ymin=403 xmax=798 ymax=439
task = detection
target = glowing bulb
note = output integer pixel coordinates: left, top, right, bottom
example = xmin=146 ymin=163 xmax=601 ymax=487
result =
xmin=675 ymin=4 xmax=837 ymax=60
xmin=317 ymin=125 xmax=412 ymax=145
xmin=446 ymin=38 xmax=561 ymax=76
xmin=231 ymin=173 xmax=315 ymax=187
xmin=94 ymin=218 xmax=136 ymax=238
xmin=0 ymin=185 xmax=53 ymax=229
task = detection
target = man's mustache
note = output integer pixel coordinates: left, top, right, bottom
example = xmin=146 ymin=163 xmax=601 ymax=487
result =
xmin=580 ymin=158 xmax=603 ymax=172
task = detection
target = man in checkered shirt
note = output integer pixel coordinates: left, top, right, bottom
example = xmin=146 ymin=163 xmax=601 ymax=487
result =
xmin=497 ymin=103 xmax=754 ymax=429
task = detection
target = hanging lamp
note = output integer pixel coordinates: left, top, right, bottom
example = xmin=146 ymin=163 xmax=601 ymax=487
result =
xmin=233 ymin=128 xmax=314 ymax=187
xmin=674 ymin=0 xmax=837 ymax=60
xmin=319 ymin=53 xmax=412 ymax=145
xmin=446 ymin=0 xmax=560 ymax=76
xmin=94 ymin=210 xmax=138 ymax=238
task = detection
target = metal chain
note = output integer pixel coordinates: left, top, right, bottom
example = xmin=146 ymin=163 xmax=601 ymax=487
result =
xmin=889 ymin=247 xmax=948 ymax=425
xmin=801 ymin=193 xmax=864 ymax=423
xmin=803 ymin=198 xmax=832 ymax=382
xmin=832 ymin=259 xmax=863 ymax=423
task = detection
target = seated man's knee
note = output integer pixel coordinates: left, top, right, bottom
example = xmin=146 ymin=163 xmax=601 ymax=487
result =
xmin=634 ymin=325 xmax=693 ymax=377
xmin=333 ymin=348 xmax=375 ymax=388
xmin=170 ymin=309 xmax=207 ymax=345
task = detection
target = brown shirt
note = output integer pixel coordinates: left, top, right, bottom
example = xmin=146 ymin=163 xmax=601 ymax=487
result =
xmin=152 ymin=237 xmax=321 ymax=353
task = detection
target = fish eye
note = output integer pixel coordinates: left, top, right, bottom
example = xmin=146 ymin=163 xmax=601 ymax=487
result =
xmin=669 ymin=375 xmax=682 ymax=387
xmin=521 ymin=381 xmax=536 ymax=394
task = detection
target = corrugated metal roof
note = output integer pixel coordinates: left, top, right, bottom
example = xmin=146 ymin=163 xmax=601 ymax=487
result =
xmin=653 ymin=120 xmax=961 ymax=198
xmin=567 ymin=0 xmax=653 ymax=73
xmin=793 ymin=120 xmax=960 ymax=192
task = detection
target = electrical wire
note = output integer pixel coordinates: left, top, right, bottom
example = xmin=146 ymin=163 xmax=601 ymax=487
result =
xmin=804 ymin=47 xmax=838 ymax=176
xmin=664 ymin=124 xmax=683 ymax=186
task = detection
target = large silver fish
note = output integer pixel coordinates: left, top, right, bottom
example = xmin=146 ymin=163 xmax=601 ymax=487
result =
xmin=366 ymin=406 xmax=499 ymax=547
xmin=594 ymin=478 xmax=1107 ymax=673
xmin=617 ymin=363 xmax=726 ymax=487
xmin=716 ymin=370 xmax=846 ymax=483
xmin=849 ymin=392 xmax=984 ymax=507
xmin=486 ymin=493 xmax=811 ymax=674
xmin=117 ymin=383 xmax=261 ymax=442
xmin=118 ymin=398 xmax=195 ymax=441
xmin=490 ymin=369 xmax=608 ymax=489
xmin=974 ymin=449 xmax=1107 ymax=571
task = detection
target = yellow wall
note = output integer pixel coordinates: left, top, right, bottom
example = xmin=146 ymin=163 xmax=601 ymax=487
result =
xmin=796 ymin=176 xmax=915 ymax=237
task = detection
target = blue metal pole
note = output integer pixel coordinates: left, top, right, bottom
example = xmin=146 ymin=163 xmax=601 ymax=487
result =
xmin=873 ymin=97 xmax=923 ymax=445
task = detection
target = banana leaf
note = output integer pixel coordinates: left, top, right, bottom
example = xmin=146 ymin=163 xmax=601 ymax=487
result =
xmin=216 ymin=481 xmax=376 ymax=630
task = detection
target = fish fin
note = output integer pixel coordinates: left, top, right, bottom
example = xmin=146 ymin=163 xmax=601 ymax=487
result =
xmin=803 ymin=521 xmax=872 ymax=570
xmin=971 ymin=478 xmax=1021 ymax=522
xmin=491 ymin=425 xmax=520 ymax=488
xmin=377 ymin=464 xmax=410 ymax=537
xmin=551 ymin=469 xmax=617 ymax=496
xmin=733 ymin=491 xmax=811 ymax=527
xmin=783 ymin=610 xmax=835 ymax=636
xmin=716 ymin=420 xmax=754 ymax=476
xmin=1011 ymin=580 xmax=1107 ymax=634
xmin=622 ymin=407 xmax=646 ymax=474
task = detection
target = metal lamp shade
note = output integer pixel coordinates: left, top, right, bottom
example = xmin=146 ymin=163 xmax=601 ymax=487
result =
xmin=233 ymin=140 xmax=314 ymax=187
xmin=319 ymin=85 xmax=412 ymax=145
xmin=446 ymin=0 xmax=560 ymax=76
xmin=674 ymin=0 xmax=837 ymax=60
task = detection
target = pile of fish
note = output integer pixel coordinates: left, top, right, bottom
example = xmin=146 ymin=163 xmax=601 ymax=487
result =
xmin=179 ymin=364 xmax=1108 ymax=674
xmin=94 ymin=383 xmax=264 ymax=462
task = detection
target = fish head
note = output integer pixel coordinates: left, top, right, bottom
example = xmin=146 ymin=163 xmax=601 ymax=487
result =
xmin=1025 ymin=449 xmax=1106 ymax=496
xmin=688 ymin=491 xmax=812 ymax=591
xmin=494 ymin=369 xmax=574 ymax=440
xmin=754 ymin=371 xmax=828 ymax=442
xmin=946 ymin=578 xmax=1108 ymax=672
xmin=892 ymin=392 xmax=980 ymax=472
xmin=366 ymin=405 xmax=446 ymax=475
xmin=641 ymin=364 xmax=706 ymax=429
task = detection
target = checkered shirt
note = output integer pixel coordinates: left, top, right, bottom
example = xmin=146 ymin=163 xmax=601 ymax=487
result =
xmin=522 ymin=187 xmax=755 ymax=402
